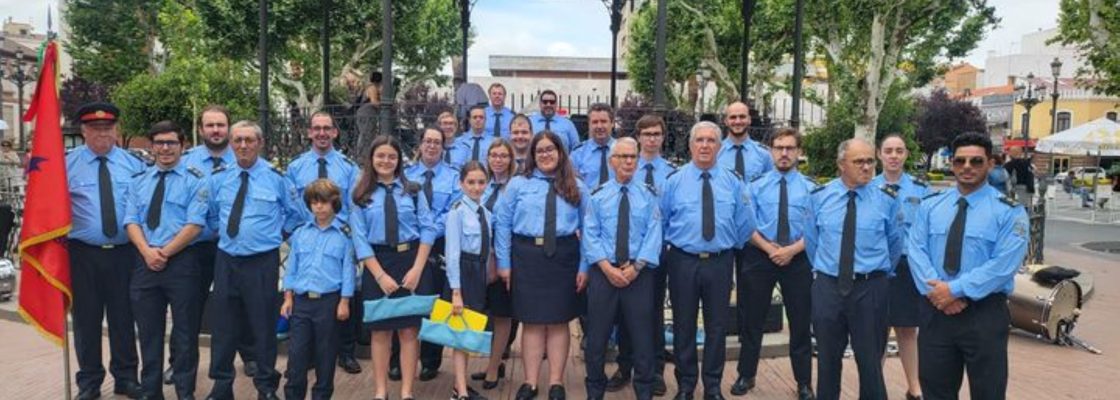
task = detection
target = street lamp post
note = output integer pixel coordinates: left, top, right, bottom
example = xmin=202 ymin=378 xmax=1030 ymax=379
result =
xmin=1015 ymin=72 xmax=1043 ymax=153
xmin=605 ymin=0 xmax=625 ymax=108
xmin=1050 ymin=57 xmax=1062 ymax=134
xmin=4 ymin=50 xmax=37 ymax=150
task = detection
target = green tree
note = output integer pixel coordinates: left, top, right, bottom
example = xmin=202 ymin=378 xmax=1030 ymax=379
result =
xmin=1053 ymin=0 xmax=1120 ymax=96
xmin=65 ymin=0 xmax=164 ymax=88
xmin=806 ymin=0 xmax=997 ymax=141
xmin=803 ymin=82 xmax=916 ymax=178
xmin=915 ymin=88 xmax=987 ymax=169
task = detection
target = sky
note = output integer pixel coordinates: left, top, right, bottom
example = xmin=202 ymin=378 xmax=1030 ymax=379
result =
xmin=1 ymin=0 xmax=1064 ymax=78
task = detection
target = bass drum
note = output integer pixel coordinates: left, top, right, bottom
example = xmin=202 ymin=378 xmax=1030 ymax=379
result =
xmin=1008 ymin=274 xmax=1082 ymax=343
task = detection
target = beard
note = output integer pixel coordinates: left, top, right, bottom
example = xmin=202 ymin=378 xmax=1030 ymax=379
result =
xmin=205 ymin=136 xmax=229 ymax=151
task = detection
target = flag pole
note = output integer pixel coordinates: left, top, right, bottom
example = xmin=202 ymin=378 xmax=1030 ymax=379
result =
xmin=63 ymin=305 xmax=72 ymax=400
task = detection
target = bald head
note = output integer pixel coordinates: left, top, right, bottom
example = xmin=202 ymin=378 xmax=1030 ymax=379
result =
xmin=724 ymin=102 xmax=751 ymax=137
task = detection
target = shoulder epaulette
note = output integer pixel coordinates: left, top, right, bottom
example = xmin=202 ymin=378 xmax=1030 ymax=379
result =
xmin=339 ymin=222 xmax=352 ymax=237
xmin=912 ymin=178 xmax=929 ymax=188
xmin=880 ymin=185 xmax=898 ymax=198
xmin=591 ymin=184 xmax=607 ymax=196
xmin=270 ymin=165 xmax=284 ymax=175
xmin=450 ymin=199 xmax=463 ymax=210
xmin=665 ymin=168 xmax=681 ymax=179
xmin=999 ymin=196 xmax=1020 ymax=208
xmin=571 ymin=142 xmax=585 ymax=152
xmin=126 ymin=149 xmax=147 ymax=163
xmin=750 ymin=174 xmax=765 ymax=183
xmin=187 ymin=166 xmax=204 ymax=178
xmin=212 ymin=164 xmax=229 ymax=174
xmin=644 ymin=183 xmax=659 ymax=196
xmin=404 ymin=181 xmax=421 ymax=194
xmin=728 ymin=168 xmax=744 ymax=181
xmin=131 ymin=170 xmax=147 ymax=178
xmin=810 ymin=185 xmax=827 ymax=194
xmin=922 ymin=191 xmax=942 ymax=200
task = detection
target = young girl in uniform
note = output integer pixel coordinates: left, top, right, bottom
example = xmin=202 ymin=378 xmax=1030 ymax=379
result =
xmin=445 ymin=161 xmax=493 ymax=400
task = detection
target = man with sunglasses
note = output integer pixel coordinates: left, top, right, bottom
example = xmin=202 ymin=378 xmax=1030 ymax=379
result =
xmin=284 ymin=111 xmax=363 ymax=375
xmin=907 ymin=132 xmax=1027 ymax=400
xmin=805 ymin=137 xmax=902 ymax=400
xmin=529 ymin=89 xmax=580 ymax=151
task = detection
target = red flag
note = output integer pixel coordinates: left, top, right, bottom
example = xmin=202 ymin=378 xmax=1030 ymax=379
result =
xmin=17 ymin=41 xmax=73 ymax=345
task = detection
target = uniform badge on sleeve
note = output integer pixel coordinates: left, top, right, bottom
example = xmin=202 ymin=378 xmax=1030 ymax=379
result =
xmin=1013 ymin=220 xmax=1028 ymax=238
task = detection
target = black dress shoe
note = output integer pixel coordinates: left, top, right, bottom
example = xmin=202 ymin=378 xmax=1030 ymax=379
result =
xmin=388 ymin=366 xmax=402 ymax=381
xmin=514 ymin=384 xmax=538 ymax=400
xmin=652 ymin=375 xmax=667 ymax=396
xmin=338 ymin=356 xmax=362 ymax=374
xmin=75 ymin=389 xmax=100 ymax=400
xmin=243 ymin=361 xmax=259 ymax=378
xmin=905 ymin=392 xmax=922 ymax=400
xmin=671 ymin=392 xmax=693 ymax=400
xmin=471 ymin=363 xmax=505 ymax=381
xmin=419 ymin=366 xmax=439 ymax=381
xmin=798 ymin=384 xmax=816 ymax=400
xmin=703 ymin=393 xmax=725 ymax=400
xmin=114 ymin=382 xmax=143 ymax=399
xmin=257 ymin=392 xmax=280 ymax=400
xmin=730 ymin=376 xmax=755 ymax=396
xmin=605 ymin=370 xmax=631 ymax=392
xmin=163 ymin=367 xmax=174 ymax=385
xmin=547 ymin=385 xmax=565 ymax=400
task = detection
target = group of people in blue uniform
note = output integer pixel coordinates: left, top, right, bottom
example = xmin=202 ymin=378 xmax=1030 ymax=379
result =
xmin=64 ymin=84 xmax=1027 ymax=400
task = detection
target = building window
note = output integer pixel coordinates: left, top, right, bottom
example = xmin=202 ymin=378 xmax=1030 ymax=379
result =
xmin=1107 ymin=111 xmax=1118 ymax=122
xmin=1052 ymin=157 xmax=1070 ymax=174
xmin=1056 ymin=111 xmax=1072 ymax=132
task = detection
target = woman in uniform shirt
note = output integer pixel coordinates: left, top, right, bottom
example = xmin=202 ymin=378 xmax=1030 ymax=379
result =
xmin=444 ymin=161 xmax=493 ymax=400
xmin=471 ymin=139 xmax=516 ymax=388
xmin=350 ymin=135 xmax=437 ymax=400
xmin=494 ymin=131 xmax=589 ymax=400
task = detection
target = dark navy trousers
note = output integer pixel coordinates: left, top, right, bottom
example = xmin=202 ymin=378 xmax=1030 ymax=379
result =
xmin=207 ymin=249 xmax=281 ymax=399
xmin=812 ymin=272 xmax=890 ymax=400
xmin=284 ymin=292 xmax=342 ymax=400
xmin=69 ymin=241 xmax=139 ymax=393
xmin=132 ymin=245 xmax=200 ymax=399
xmin=584 ymin=265 xmax=656 ymax=399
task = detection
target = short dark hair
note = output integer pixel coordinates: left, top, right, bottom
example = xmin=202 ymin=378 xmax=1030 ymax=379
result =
xmin=459 ymin=160 xmax=490 ymax=182
xmin=197 ymin=104 xmax=231 ymax=127
xmin=469 ymin=104 xmax=487 ymax=116
xmin=950 ymin=132 xmax=993 ymax=157
xmin=146 ymin=120 xmax=185 ymax=142
xmin=634 ymin=114 xmax=666 ymax=136
xmin=304 ymin=178 xmax=343 ymax=213
xmin=769 ymin=127 xmax=801 ymax=147
xmin=588 ymin=103 xmax=614 ymax=121
xmin=540 ymin=89 xmax=558 ymax=100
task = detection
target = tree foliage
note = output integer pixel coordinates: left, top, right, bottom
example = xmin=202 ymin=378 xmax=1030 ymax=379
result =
xmin=1053 ymin=0 xmax=1120 ymax=96
xmin=65 ymin=0 xmax=162 ymax=88
xmin=803 ymin=83 xmax=917 ymax=178
xmin=914 ymin=88 xmax=987 ymax=168
xmin=60 ymin=76 xmax=111 ymax=123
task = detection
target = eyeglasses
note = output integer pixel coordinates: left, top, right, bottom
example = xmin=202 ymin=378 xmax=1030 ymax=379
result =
xmin=421 ymin=139 xmax=443 ymax=146
xmin=612 ymin=154 xmax=638 ymax=160
xmin=535 ymin=145 xmax=558 ymax=155
xmin=639 ymin=130 xmax=663 ymax=137
xmin=489 ymin=153 xmax=511 ymax=160
xmin=540 ymin=99 xmax=557 ymax=105
xmin=771 ymin=145 xmax=799 ymax=153
xmin=152 ymin=140 xmax=181 ymax=148
xmin=232 ymin=137 xmax=259 ymax=145
xmin=309 ymin=126 xmax=335 ymax=133
xmin=847 ymin=158 xmax=876 ymax=166
xmin=951 ymin=156 xmax=987 ymax=167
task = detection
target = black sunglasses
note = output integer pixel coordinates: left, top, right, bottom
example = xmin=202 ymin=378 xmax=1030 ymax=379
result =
xmin=951 ymin=156 xmax=987 ymax=167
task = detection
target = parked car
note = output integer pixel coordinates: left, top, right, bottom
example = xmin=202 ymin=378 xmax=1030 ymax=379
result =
xmin=1055 ymin=167 xmax=1105 ymax=185
xmin=0 ymin=258 xmax=15 ymax=301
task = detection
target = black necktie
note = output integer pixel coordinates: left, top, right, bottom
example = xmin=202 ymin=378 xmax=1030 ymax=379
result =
xmin=382 ymin=183 xmax=399 ymax=246
xmin=598 ymin=146 xmax=609 ymax=185
xmin=493 ymin=113 xmax=503 ymax=137
xmin=444 ymin=148 xmax=452 ymax=163
xmin=471 ymin=137 xmax=482 ymax=161
xmin=887 ymin=183 xmax=900 ymax=193
xmin=227 ymin=171 xmax=249 ymax=238
xmin=317 ymin=158 xmax=328 ymax=179
xmin=422 ymin=170 xmax=434 ymax=205
xmin=543 ymin=177 xmax=557 ymax=257
xmin=210 ymin=156 xmax=223 ymax=171
xmin=777 ymin=177 xmax=790 ymax=245
xmin=485 ymin=182 xmax=503 ymax=211
xmin=644 ymin=164 xmax=655 ymax=187
xmin=544 ymin=117 xmax=553 ymax=131
xmin=944 ymin=197 xmax=968 ymax=276
xmin=97 ymin=156 xmax=118 ymax=237
xmin=701 ymin=171 xmax=714 ymax=241
xmin=146 ymin=170 xmax=170 ymax=230
xmin=734 ymin=145 xmax=746 ymax=178
xmin=616 ymin=186 xmax=630 ymax=264
xmin=838 ymin=191 xmax=857 ymax=296
xmin=478 ymin=206 xmax=491 ymax=264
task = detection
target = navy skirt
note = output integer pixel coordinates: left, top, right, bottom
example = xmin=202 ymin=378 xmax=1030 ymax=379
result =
xmin=889 ymin=256 xmax=922 ymax=327
xmin=447 ymin=252 xmax=488 ymax=312
xmin=361 ymin=241 xmax=430 ymax=331
xmin=511 ymin=234 xmax=581 ymax=324
xmin=485 ymin=281 xmax=514 ymax=318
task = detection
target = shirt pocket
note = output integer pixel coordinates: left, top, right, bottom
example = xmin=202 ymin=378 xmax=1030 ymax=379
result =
xmin=321 ymin=242 xmax=346 ymax=267
xmin=248 ymin=189 xmax=279 ymax=216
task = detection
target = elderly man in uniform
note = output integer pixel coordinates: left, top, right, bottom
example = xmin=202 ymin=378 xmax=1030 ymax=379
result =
xmin=734 ymin=128 xmax=815 ymax=400
xmin=660 ymin=121 xmax=755 ymax=400
xmin=284 ymin=111 xmax=363 ymax=375
xmin=570 ymin=103 xmax=617 ymax=187
xmin=805 ymin=138 xmax=902 ymax=400
xmin=125 ymin=121 xmax=209 ymax=400
xmin=66 ymin=102 xmax=147 ymax=400
xmin=908 ymin=132 xmax=1028 ymax=400
xmin=205 ymin=121 xmax=304 ymax=400
xmin=528 ymin=90 xmax=580 ymax=150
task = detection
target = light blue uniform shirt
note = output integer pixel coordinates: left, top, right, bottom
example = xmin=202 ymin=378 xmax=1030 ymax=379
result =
xmin=444 ymin=197 xmax=493 ymax=289
xmin=484 ymin=105 xmax=516 ymax=140
xmin=749 ymin=169 xmax=814 ymax=245
xmin=448 ymin=130 xmax=495 ymax=169
xmin=481 ymin=178 xmax=511 ymax=212
xmin=350 ymin=178 xmax=438 ymax=260
xmin=529 ymin=113 xmax=581 ymax=151
xmin=660 ymin=163 xmax=755 ymax=254
xmin=405 ymin=160 xmax=462 ymax=239
xmin=805 ymin=179 xmax=903 ymax=277
xmin=123 ymin=163 xmax=209 ymax=247
xmin=285 ymin=147 xmax=360 ymax=214
xmin=716 ymin=136 xmax=773 ymax=181
xmin=582 ymin=179 xmax=663 ymax=273
xmin=66 ymin=145 xmax=148 ymax=246
xmin=570 ymin=138 xmax=617 ymax=188
xmin=494 ymin=170 xmax=590 ymax=270
xmin=208 ymin=158 xmax=304 ymax=256
xmin=283 ymin=217 xmax=357 ymax=297
xmin=181 ymin=145 xmax=235 ymax=242
xmin=637 ymin=155 xmax=676 ymax=192
xmin=871 ymin=173 xmax=931 ymax=256
xmin=907 ymin=185 xmax=1028 ymax=299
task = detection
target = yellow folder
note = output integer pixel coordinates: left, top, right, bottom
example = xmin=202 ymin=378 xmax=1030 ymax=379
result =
xmin=430 ymin=299 xmax=488 ymax=332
